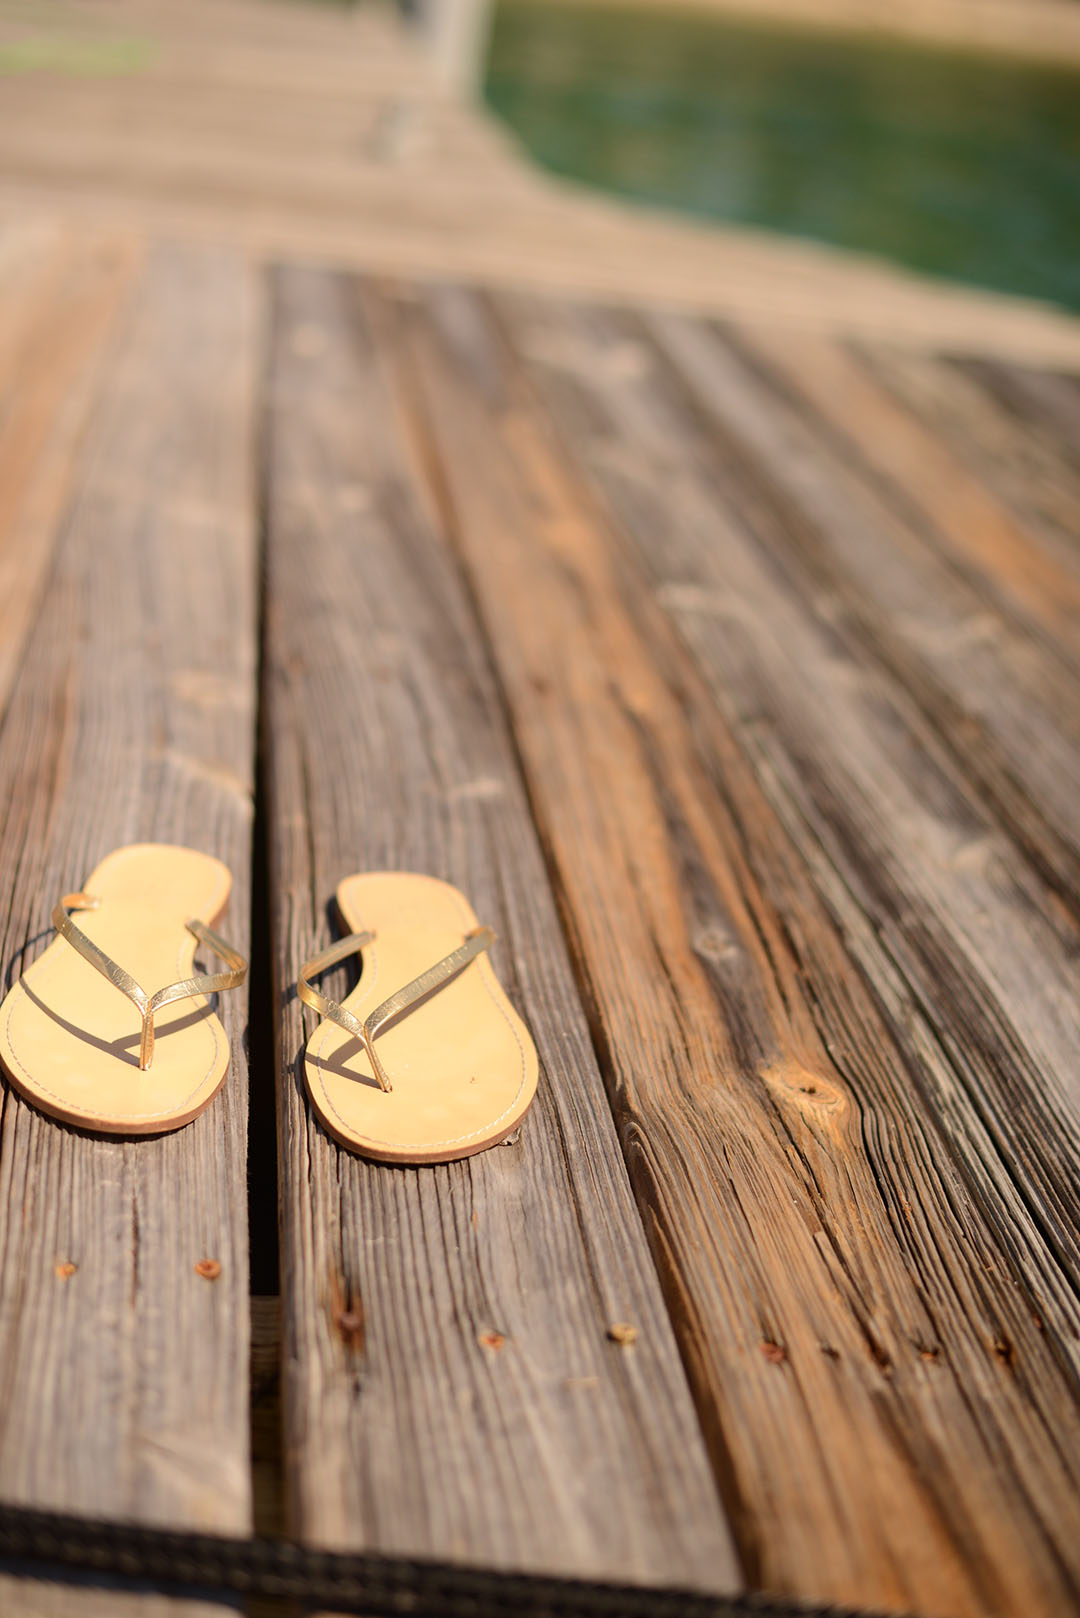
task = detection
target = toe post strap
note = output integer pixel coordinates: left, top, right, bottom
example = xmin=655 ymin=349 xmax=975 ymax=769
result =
xmin=52 ymin=894 xmax=248 ymax=1071
xmin=296 ymin=931 xmax=377 ymax=1060
xmin=298 ymin=924 xmax=495 ymax=1094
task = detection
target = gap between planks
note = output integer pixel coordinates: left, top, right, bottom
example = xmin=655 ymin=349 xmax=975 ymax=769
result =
xmin=262 ymin=262 xmax=740 ymax=1593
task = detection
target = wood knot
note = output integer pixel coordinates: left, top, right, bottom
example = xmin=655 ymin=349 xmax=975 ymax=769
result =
xmin=759 ymin=1340 xmax=786 ymax=1366
xmin=194 ymin=1259 xmax=221 ymax=1281
xmin=329 ymin=1269 xmax=365 ymax=1353
xmin=867 ymin=1338 xmax=892 ymax=1375
xmin=762 ymin=1061 xmax=846 ymax=1117
xmin=692 ymin=926 xmax=739 ymax=966
xmin=607 ymin=1322 xmax=638 ymax=1347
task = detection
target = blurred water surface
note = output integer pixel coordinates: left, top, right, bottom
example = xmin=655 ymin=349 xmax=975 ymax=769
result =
xmin=485 ymin=1 xmax=1080 ymax=311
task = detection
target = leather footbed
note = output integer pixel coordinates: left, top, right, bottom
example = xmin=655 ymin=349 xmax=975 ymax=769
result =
xmin=303 ymin=872 xmax=538 ymax=1164
xmin=0 ymin=844 xmax=236 ymax=1134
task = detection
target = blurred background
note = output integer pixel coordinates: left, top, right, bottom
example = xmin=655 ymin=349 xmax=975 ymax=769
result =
xmin=2 ymin=0 xmax=1078 ymax=338
xmin=480 ymin=0 xmax=1080 ymax=313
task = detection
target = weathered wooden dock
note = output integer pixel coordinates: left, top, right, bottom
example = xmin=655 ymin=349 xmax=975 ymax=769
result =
xmin=0 ymin=3 xmax=1079 ymax=1616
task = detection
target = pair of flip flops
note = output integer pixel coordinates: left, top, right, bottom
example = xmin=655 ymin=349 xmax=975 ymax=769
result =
xmin=0 ymin=844 xmax=538 ymax=1163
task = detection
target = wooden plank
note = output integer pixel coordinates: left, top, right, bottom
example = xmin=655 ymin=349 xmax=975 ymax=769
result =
xmin=857 ymin=346 xmax=1080 ymax=600
xmin=0 ymin=218 xmax=139 ymax=719
xmin=614 ymin=316 xmax=1080 ymax=898
xmin=392 ymin=280 xmax=1080 ymax=1618
xmin=729 ymin=327 xmax=1080 ymax=660
xmin=943 ymin=357 xmax=1080 ymax=518
xmin=644 ymin=307 xmax=1080 ymax=1142
xmin=535 ymin=296 xmax=1080 ymax=1206
xmin=0 ymin=241 xmax=258 ymax=1610
xmin=504 ymin=294 xmax=1080 ymax=1365
xmin=262 ymin=264 xmax=739 ymax=1590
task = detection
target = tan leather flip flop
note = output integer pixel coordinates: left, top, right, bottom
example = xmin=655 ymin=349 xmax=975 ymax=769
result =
xmin=299 ymin=872 xmax=538 ymax=1164
xmin=0 ymin=844 xmax=247 ymax=1134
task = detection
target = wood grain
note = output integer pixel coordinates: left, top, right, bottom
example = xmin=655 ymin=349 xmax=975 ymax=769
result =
xmin=505 ymin=292 xmax=1080 ymax=1355
xmin=508 ymin=296 xmax=1080 ymax=1303
xmin=0 ymin=242 xmax=258 ymax=1608
xmin=856 ymin=346 xmax=1080 ymax=608
xmin=731 ymin=326 xmax=1080 ymax=662
xmin=390 ymin=280 xmax=1080 ymax=1618
xmin=262 ymin=264 xmax=739 ymax=1591
xmin=950 ymin=356 xmax=1080 ymax=479
xmin=642 ymin=317 xmax=1080 ymax=896
xmin=635 ymin=308 xmax=1080 ymax=1255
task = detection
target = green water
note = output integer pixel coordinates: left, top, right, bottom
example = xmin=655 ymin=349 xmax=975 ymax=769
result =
xmin=484 ymin=2 xmax=1080 ymax=312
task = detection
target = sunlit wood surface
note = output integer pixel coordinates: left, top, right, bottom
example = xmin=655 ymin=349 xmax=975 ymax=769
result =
xmin=0 ymin=4 xmax=1078 ymax=1617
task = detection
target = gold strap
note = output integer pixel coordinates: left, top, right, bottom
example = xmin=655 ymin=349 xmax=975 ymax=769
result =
xmin=52 ymin=892 xmax=248 ymax=1071
xmin=297 ymin=925 xmax=495 ymax=1094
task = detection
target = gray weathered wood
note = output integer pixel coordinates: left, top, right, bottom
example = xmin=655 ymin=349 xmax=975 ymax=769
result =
xmin=950 ymin=355 xmax=1080 ymax=479
xmin=730 ymin=325 xmax=1080 ymax=668
xmin=726 ymin=330 xmax=1080 ymax=671
xmin=262 ymin=264 xmax=739 ymax=1590
xmin=0 ymin=241 xmax=258 ymax=1610
xmin=395 ymin=280 xmax=1080 ymax=1618
xmin=640 ymin=309 xmax=1080 ymax=1264
xmin=859 ymin=345 xmax=1080 ymax=621
xmin=510 ymin=294 xmax=1080 ymax=1309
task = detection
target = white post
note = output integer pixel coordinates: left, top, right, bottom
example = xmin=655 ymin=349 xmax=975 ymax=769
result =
xmin=411 ymin=0 xmax=494 ymax=99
